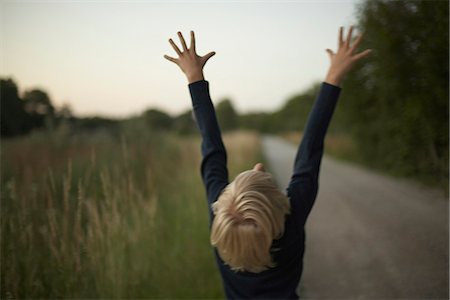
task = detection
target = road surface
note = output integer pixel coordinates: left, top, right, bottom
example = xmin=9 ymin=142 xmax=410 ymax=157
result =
xmin=262 ymin=135 xmax=448 ymax=299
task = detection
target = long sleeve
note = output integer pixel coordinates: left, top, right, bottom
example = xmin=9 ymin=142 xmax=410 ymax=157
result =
xmin=188 ymin=80 xmax=229 ymax=211
xmin=286 ymin=82 xmax=341 ymax=227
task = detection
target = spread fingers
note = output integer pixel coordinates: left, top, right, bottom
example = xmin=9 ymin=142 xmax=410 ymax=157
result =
xmin=169 ymin=38 xmax=182 ymax=56
xmin=178 ymin=31 xmax=188 ymax=52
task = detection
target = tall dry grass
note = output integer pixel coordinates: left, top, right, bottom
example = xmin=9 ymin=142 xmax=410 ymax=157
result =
xmin=1 ymin=126 xmax=262 ymax=299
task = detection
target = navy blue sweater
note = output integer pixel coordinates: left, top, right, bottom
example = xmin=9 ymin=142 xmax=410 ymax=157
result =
xmin=188 ymin=80 xmax=341 ymax=299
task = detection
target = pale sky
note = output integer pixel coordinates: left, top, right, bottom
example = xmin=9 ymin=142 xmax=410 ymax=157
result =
xmin=1 ymin=0 xmax=361 ymax=118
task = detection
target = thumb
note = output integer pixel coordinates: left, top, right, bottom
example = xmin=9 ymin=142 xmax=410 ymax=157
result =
xmin=325 ymin=48 xmax=334 ymax=58
xmin=202 ymin=51 xmax=216 ymax=65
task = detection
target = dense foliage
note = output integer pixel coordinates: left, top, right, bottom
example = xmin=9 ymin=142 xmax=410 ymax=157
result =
xmin=241 ymin=0 xmax=449 ymax=188
xmin=1 ymin=79 xmax=55 ymax=137
xmin=336 ymin=0 xmax=449 ymax=186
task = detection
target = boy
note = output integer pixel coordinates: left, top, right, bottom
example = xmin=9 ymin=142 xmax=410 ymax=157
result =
xmin=164 ymin=27 xmax=371 ymax=299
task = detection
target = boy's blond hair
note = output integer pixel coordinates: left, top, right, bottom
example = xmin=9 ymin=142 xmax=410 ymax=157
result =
xmin=210 ymin=169 xmax=291 ymax=273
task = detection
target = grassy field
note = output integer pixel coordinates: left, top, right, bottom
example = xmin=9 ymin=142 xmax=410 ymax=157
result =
xmin=1 ymin=126 xmax=263 ymax=299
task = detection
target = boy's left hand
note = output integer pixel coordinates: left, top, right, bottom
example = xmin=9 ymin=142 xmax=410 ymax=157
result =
xmin=325 ymin=26 xmax=372 ymax=87
xmin=164 ymin=31 xmax=216 ymax=84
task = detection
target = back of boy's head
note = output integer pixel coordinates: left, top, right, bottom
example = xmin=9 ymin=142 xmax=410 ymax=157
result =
xmin=210 ymin=169 xmax=291 ymax=273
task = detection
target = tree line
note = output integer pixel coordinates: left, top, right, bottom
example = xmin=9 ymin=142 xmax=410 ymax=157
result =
xmin=0 ymin=77 xmax=319 ymax=138
xmin=338 ymin=0 xmax=448 ymax=187
xmin=1 ymin=0 xmax=447 ymax=188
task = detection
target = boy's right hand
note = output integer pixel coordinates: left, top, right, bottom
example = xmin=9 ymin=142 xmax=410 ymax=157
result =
xmin=164 ymin=31 xmax=216 ymax=84
xmin=325 ymin=26 xmax=372 ymax=87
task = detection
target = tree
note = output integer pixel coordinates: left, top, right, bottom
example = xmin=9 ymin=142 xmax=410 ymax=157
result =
xmin=216 ymin=98 xmax=238 ymax=132
xmin=339 ymin=0 xmax=448 ymax=186
xmin=143 ymin=108 xmax=173 ymax=131
xmin=22 ymin=89 xmax=56 ymax=130
xmin=239 ymin=111 xmax=272 ymax=133
xmin=0 ymin=78 xmax=30 ymax=137
xmin=275 ymin=83 xmax=321 ymax=132
xmin=173 ymin=109 xmax=196 ymax=135
xmin=56 ymin=103 xmax=74 ymax=119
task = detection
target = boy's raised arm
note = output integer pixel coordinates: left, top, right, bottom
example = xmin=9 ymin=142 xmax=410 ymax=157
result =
xmin=287 ymin=26 xmax=372 ymax=226
xmin=164 ymin=31 xmax=228 ymax=210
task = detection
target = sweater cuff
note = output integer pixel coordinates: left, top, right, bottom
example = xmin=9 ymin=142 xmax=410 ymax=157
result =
xmin=188 ymin=80 xmax=210 ymax=107
xmin=322 ymin=81 xmax=342 ymax=90
xmin=321 ymin=81 xmax=342 ymax=100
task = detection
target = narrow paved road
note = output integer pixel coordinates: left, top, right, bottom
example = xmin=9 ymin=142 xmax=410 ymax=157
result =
xmin=262 ymin=135 xmax=448 ymax=299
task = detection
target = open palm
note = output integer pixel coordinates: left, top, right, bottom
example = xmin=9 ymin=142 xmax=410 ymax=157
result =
xmin=164 ymin=31 xmax=216 ymax=83
xmin=325 ymin=26 xmax=372 ymax=86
